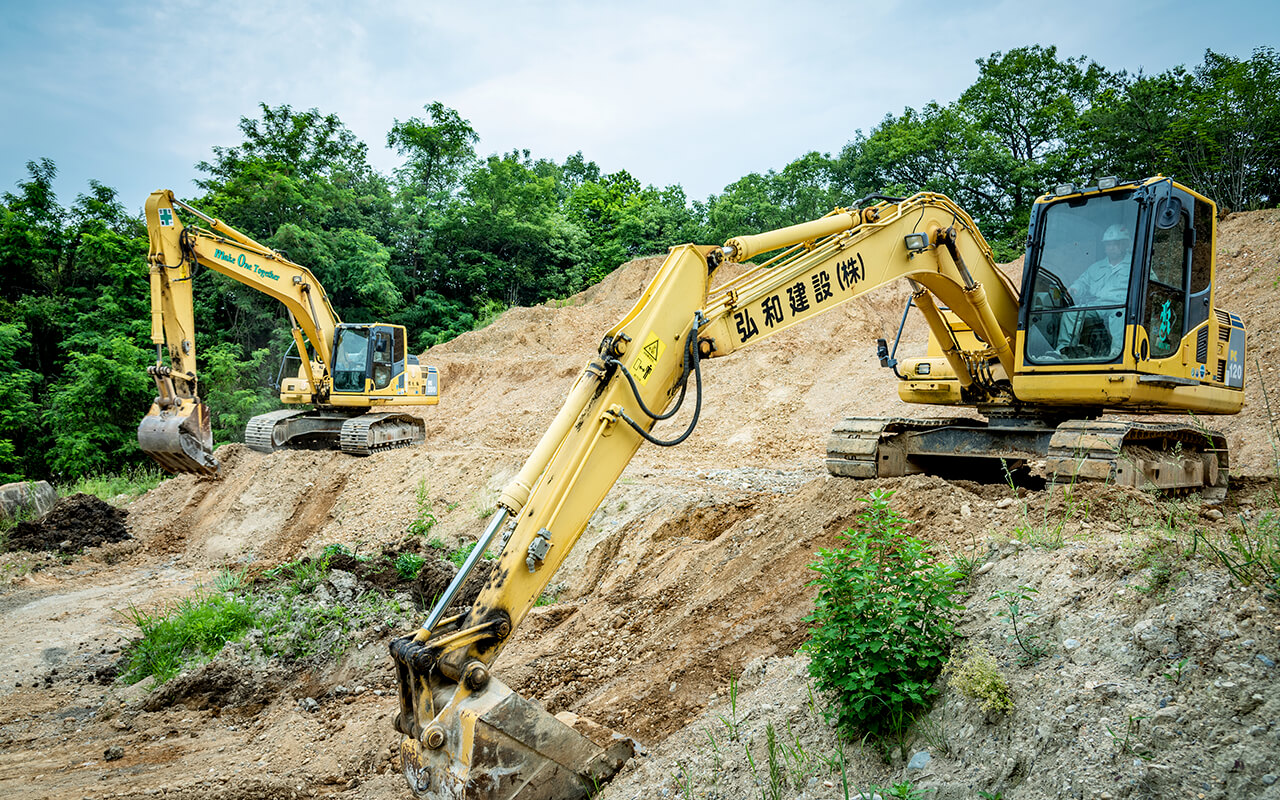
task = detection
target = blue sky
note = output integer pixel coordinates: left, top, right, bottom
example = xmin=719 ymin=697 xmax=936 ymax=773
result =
xmin=1 ymin=0 xmax=1275 ymax=215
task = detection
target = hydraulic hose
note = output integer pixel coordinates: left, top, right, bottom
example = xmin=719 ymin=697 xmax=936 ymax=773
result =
xmin=606 ymin=314 xmax=706 ymax=447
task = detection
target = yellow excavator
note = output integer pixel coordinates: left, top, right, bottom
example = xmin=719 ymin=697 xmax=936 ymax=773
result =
xmin=390 ymin=177 xmax=1245 ymax=798
xmin=138 ymin=190 xmax=439 ymax=476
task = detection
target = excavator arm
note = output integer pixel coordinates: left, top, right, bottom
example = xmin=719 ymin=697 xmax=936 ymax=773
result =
xmin=390 ymin=192 xmax=1018 ymax=799
xmin=139 ymin=190 xmax=343 ymax=475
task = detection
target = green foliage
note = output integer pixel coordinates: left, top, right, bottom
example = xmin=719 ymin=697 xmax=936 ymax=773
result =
xmin=943 ymin=644 xmax=1014 ymax=712
xmin=802 ymin=489 xmax=962 ymax=746
xmin=717 ymin=675 xmax=743 ymax=741
xmin=119 ymin=590 xmax=257 ymax=684
xmin=255 ymin=597 xmax=354 ymax=660
xmin=1200 ymin=511 xmax=1280 ymax=598
xmin=406 ymin=480 xmax=438 ymax=538
xmin=388 ymin=101 xmax=479 ymax=202
xmin=44 ymin=336 xmax=153 ymax=479
xmin=878 ymin=782 xmax=932 ymax=800
xmin=264 ymin=552 xmax=333 ymax=595
xmin=59 ymin=463 xmax=168 ymax=501
xmin=448 ymin=540 xmax=495 ymax=568
xmin=394 ymin=552 xmax=426 ymax=580
xmin=991 ymin=585 xmax=1050 ymax=664
xmin=1106 ymin=714 xmax=1153 ymax=760
xmin=1164 ymin=657 xmax=1190 ymax=684
xmin=198 ymin=342 xmax=279 ymax=445
xmin=0 ymin=322 xmax=43 ymax=481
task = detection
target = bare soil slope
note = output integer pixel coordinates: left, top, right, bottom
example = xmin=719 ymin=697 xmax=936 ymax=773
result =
xmin=0 ymin=211 xmax=1277 ymax=800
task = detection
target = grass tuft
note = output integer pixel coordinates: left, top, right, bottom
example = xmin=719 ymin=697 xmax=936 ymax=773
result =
xmin=120 ymin=590 xmax=257 ymax=685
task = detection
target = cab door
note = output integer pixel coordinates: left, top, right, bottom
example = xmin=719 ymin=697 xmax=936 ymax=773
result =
xmin=1134 ymin=186 xmax=1208 ymax=381
xmin=370 ymin=326 xmax=395 ymax=391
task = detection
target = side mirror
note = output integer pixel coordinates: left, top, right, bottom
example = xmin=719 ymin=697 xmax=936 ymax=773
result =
xmin=1155 ymin=197 xmax=1184 ymax=229
xmin=876 ymin=338 xmax=895 ymax=369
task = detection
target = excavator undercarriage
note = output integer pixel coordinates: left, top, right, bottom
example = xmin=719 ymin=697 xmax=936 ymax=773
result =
xmin=244 ymin=408 xmax=427 ymax=455
xmin=826 ymin=414 xmax=1229 ymax=499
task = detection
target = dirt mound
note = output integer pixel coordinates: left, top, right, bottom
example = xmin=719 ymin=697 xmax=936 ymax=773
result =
xmin=7 ymin=492 xmax=130 ymax=553
xmin=142 ymin=655 xmax=282 ymax=715
xmin=249 ymin=544 xmax=496 ymax=613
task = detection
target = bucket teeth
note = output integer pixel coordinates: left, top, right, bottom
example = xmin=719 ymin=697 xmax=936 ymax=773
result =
xmin=399 ymin=676 xmax=636 ymax=800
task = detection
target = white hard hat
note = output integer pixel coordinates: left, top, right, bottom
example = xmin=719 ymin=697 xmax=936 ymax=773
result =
xmin=1102 ymin=224 xmax=1129 ymax=242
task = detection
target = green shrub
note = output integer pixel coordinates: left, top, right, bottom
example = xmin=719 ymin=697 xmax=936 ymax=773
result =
xmin=449 ymin=540 xmax=496 ymax=567
xmin=803 ymin=489 xmax=961 ymax=745
xmin=394 ymin=552 xmax=427 ymax=580
xmin=407 ymin=480 xmax=438 ymax=537
xmin=60 ymin=464 xmax=168 ymax=502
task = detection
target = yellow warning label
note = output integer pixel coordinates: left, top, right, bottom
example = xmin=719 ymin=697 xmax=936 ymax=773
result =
xmin=629 ymin=331 xmax=665 ymax=385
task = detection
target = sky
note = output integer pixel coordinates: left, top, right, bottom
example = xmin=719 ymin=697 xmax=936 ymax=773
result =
xmin=1 ymin=0 xmax=1276 ymax=215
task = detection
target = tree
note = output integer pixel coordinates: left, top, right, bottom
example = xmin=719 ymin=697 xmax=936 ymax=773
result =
xmin=1083 ymin=68 xmax=1193 ymax=182
xmin=386 ymin=103 xmax=481 ymax=309
xmin=0 ymin=323 xmax=43 ymax=481
xmin=0 ymin=159 xmax=64 ymax=300
xmin=387 ymin=102 xmax=479 ymax=202
xmin=198 ymin=342 xmax=278 ymax=446
xmin=199 ymin=103 xmax=373 ymax=187
xmin=196 ymin=103 xmax=390 ymax=241
xmin=442 ymin=150 xmax=585 ymax=306
xmin=956 ymin=45 xmax=1111 ymax=248
xmin=44 ymin=336 xmax=154 ymax=479
xmin=1171 ymin=47 xmax=1280 ymax=211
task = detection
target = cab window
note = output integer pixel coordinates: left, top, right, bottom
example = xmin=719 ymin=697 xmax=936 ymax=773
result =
xmin=332 ymin=328 xmax=369 ymax=392
xmin=1024 ymin=195 xmax=1139 ymax=364
xmin=1144 ymin=208 xmax=1188 ymax=359
xmin=372 ymin=330 xmax=393 ymax=390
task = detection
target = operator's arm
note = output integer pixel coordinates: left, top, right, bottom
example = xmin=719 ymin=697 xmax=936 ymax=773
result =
xmin=1068 ymin=263 xmax=1100 ymax=303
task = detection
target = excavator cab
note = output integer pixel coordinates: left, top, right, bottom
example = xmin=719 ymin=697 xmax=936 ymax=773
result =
xmin=1020 ymin=176 xmax=1240 ymax=387
xmin=330 ymin=323 xmax=408 ymax=395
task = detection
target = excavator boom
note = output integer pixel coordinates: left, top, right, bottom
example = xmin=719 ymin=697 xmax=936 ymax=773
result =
xmin=391 ymin=181 xmax=1244 ymax=798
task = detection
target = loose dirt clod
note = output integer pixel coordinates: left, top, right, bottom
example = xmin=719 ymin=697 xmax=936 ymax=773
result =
xmin=142 ymin=655 xmax=281 ymax=715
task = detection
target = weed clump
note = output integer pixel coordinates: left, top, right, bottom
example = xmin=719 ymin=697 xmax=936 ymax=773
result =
xmin=802 ymin=489 xmax=962 ymax=750
xmin=406 ymin=479 xmax=438 ymax=538
xmin=120 ymin=590 xmax=257 ymax=685
xmin=943 ymin=644 xmax=1013 ymax=713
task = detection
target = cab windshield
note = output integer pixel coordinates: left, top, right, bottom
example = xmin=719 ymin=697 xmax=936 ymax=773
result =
xmin=332 ymin=327 xmax=369 ymax=392
xmin=1025 ymin=194 xmax=1141 ymax=364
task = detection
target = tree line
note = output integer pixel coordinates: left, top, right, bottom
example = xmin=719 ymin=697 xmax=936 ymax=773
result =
xmin=1 ymin=45 xmax=1275 ymax=482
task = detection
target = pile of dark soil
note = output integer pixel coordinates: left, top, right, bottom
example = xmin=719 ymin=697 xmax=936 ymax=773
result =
xmin=142 ymin=657 xmax=281 ymax=715
xmin=7 ymin=493 xmax=130 ymax=553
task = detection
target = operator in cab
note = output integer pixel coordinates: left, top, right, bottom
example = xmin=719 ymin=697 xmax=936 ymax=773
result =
xmin=1070 ymin=224 xmax=1132 ymax=305
xmin=1058 ymin=223 xmax=1131 ymax=359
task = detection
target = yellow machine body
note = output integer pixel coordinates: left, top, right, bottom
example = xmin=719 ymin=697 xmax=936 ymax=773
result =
xmin=387 ymin=178 xmax=1243 ymax=798
xmin=140 ymin=191 xmax=439 ymax=474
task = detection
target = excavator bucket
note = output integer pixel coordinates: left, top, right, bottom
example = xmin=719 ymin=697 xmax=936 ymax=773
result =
xmin=397 ymin=673 xmax=635 ymax=800
xmin=137 ymin=399 xmax=220 ymax=476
